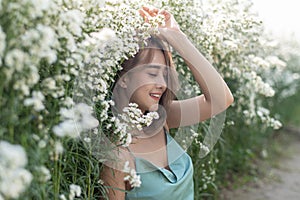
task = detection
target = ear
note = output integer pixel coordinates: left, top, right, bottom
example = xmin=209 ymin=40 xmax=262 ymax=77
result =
xmin=118 ymin=75 xmax=128 ymax=88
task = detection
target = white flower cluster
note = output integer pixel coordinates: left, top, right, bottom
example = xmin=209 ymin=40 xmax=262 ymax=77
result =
xmin=69 ymin=184 xmax=81 ymax=200
xmin=256 ymin=107 xmax=282 ymax=130
xmin=198 ymin=161 xmax=217 ymax=192
xmin=59 ymin=184 xmax=81 ymax=200
xmin=243 ymin=106 xmax=282 ymax=130
xmin=50 ymin=141 xmax=64 ymax=161
xmin=23 ymin=91 xmax=45 ymax=112
xmin=0 ymin=141 xmax=33 ymax=199
xmin=123 ymin=161 xmax=141 ymax=188
xmin=190 ymin=129 xmax=210 ymax=157
xmin=35 ymin=166 xmax=51 ymax=183
xmin=121 ymin=103 xmax=159 ymax=130
xmin=53 ymin=103 xmax=99 ymax=138
xmin=243 ymin=71 xmax=275 ymax=97
xmin=115 ymin=103 xmax=159 ymax=147
xmin=3 ymin=11 xmax=59 ymax=98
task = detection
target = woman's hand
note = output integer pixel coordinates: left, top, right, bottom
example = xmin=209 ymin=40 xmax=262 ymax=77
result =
xmin=139 ymin=6 xmax=181 ymax=32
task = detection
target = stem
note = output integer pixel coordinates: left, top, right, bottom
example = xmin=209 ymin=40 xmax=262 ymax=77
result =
xmin=54 ymin=154 xmax=62 ymax=200
xmin=87 ymin=144 xmax=92 ymax=200
xmin=9 ymin=125 xmax=14 ymax=142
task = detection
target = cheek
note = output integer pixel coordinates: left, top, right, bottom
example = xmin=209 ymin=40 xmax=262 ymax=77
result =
xmin=128 ymin=74 xmax=152 ymax=89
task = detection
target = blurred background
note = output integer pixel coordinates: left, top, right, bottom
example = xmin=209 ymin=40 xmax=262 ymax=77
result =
xmin=252 ymin=0 xmax=300 ymax=41
xmin=220 ymin=1 xmax=300 ymax=199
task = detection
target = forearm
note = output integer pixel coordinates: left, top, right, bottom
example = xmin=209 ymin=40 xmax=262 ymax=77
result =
xmin=160 ymin=29 xmax=234 ymax=114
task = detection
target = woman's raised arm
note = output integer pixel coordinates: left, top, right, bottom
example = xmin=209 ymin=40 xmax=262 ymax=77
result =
xmin=140 ymin=7 xmax=234 ymax=128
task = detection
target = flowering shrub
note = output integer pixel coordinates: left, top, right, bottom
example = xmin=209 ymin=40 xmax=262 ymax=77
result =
xmin=0 ymin=141 xmax=32 ymax=199
xmin=0 ymin=0 xmax=299 ymax=199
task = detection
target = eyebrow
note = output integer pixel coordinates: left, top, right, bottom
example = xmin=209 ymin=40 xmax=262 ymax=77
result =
xmin=146 ymin=65 xmax=167 ymax=70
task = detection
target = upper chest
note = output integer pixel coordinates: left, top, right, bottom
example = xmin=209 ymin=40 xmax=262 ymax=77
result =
xmin=128 ymin=129 xmax=169 ymax=168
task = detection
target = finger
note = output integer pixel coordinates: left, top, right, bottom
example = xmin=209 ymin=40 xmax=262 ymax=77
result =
xmin=151 ymin=8 xmax=159 ymax=17
xmin=148 ymin=11 xmax=157 ymax=17
xmin=159 ymin=10 xmax=171 ymax=20
xmin=142 ymin=6 xmax=150 ymax=11
xmin=138 ymin=9 xmax=149 ymax=22
xmin=138 ymin=9 xmax=146 ymax=17
xmin=142 ymin=6 xmax=158 ymax=17
xmin=152 ymin=8 xmax=159 ymax=14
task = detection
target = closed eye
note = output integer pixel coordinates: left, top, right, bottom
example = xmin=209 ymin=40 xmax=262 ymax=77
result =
xmin=148 ymin=73 xmax=157 ymax=77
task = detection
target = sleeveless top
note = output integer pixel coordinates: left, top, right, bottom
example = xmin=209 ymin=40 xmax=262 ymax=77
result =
xmin=125 ymin=131 xmax=194 ymax=200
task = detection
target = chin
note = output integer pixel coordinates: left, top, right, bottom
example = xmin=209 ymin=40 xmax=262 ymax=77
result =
xmin=148 ymin=104 xmax=159 ymax=112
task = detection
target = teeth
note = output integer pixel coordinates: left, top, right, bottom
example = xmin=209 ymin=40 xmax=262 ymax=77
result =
xmin=151 ymin=94 xmax=160 ymax=98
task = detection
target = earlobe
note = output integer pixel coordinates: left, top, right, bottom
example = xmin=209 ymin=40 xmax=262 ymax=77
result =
xmin=119 ymin=76 xmax=128 ymax=88
xmin=120 ymin=82 xmax=127 ymax=88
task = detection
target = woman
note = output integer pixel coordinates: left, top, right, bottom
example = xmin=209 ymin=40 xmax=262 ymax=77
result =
xmin=102 ymin=6 xmax=234 ymax=200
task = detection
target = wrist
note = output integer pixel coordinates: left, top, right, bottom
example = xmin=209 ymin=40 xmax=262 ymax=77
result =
xmin=158 ymin=28 xmax=189 ymax=52
xmin=158 ymin=28 xmax=186 ymax=41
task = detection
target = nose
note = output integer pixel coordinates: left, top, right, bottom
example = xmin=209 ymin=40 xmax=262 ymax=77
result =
xmin=155 ymin=74 xmax=167 ymax=89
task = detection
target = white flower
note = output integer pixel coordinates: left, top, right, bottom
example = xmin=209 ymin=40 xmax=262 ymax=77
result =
xmin=0 ymin=27 xmax=5 ymax=65
xmin=53 ymin=119 xmax=81 ymax=138
xmin=50 ymin=141 xmax=64 ymax=161
xmin=0 ymin=141 xmax=27 ymax=169
xmin=84 ymin=137 xmax=91 ymax=143
xmin=42 ymin=77 xmax=57 ymax=90
xmin=63 ymin=97 xmax=75 ymax=107
xmin=199 ymin=142 xmax=210 ymax=155
xmin=124 ymin=169 xmax=141 ymax=188
xmin=90 ymin=28 xmax=116 ymax=42
xmin=36 ymin=166 xmax=51 ymax=182
xmin=53 ymin=103 xmax=99 ymax=138
xmin=54 ymin=141 xmax=64 ymax=155
xmin=0 ymin=168 xmax=33 ymax=199
xmin=0 ymin=141 xmax=32 ymax=199
xmin=60 ymin=194 xmax=67 ymax=200
xmin=69 ymin=184 xmax=81 ymax=200
xmin=5 ymin=49 xmax=30 ymax=72
xmin=272 ymin=120 xmax=282 ymax=130
xmin=21 ymin=24 xmax=58 ymax=64
xmin=24 ymin=91 xmax=45 ymax=111
xmin=79 ymin=116 xmax=99 ymax=130
xmin=123 ymin=162 xmax=141 ymax=188
xmin=60 ymin=9 xmax=85 ymax=36
xmin=122 ymin=133 xmax=132 ymax=147
xmin=123 ymin=161 xmax=131 ymax=173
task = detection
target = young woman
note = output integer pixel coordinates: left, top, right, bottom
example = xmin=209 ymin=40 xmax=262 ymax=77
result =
xmin=102 ymin=6 xmax=234 ymax=200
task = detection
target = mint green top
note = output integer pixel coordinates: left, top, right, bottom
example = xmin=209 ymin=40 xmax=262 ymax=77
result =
xmin=125 ymin=131 xmax=194 ymax=200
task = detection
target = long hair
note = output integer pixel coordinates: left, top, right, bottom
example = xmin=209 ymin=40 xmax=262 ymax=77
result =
xmin=113 ymin=36 xmax=179 ymax=133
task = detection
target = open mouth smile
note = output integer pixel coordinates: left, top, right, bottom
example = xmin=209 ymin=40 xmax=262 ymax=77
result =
xmin=149 ymin=93 xmax=161 ymax=101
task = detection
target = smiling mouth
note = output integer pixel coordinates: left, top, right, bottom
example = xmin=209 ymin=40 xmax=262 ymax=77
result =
xmin=150 ymin=93 xmax=161 ymax=101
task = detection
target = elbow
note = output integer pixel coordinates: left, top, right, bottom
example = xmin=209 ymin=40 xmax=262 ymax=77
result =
xmin=227 ymin=93 xmax=234 ymax=106
xmin=227 ymin=92 xmax=234 ymax=107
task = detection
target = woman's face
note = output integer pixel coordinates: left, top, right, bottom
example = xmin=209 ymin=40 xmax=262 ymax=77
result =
xmin=126 ymin=49 xmax=168 ymax=113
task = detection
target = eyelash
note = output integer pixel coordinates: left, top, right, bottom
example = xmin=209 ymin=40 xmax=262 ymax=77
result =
xmin=147 ymin=71 xmax=168 ymax=79
xmin=148 ymin=73 xmax=157 ymax=77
